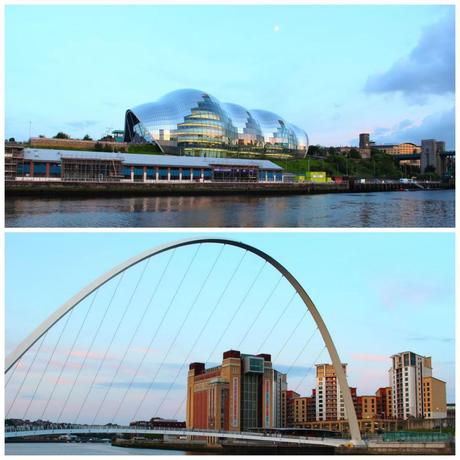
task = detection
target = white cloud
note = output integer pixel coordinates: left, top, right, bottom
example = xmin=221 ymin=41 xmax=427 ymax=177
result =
xmin=364 ymin=14 xmax=455 ymax=102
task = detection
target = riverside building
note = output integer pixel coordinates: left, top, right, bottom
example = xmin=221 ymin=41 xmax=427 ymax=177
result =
xmin=186 ymin=350 xmax=286 ymax=431
xmin=12 ymin=148 xmax=283 ymax=183
xmin=124 ymin=89 xmax=309 ymax=159
xmin=389 ymin=351 xmax=446 ymax=420
xmin=316 ymin=363 xmax=355 ymax=421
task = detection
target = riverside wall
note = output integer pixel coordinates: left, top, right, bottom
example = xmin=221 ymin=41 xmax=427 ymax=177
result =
xmin=5 ymin=180 xmax=450 ymax=198
xmin=112 ymin=437 xmax=453 ymax=455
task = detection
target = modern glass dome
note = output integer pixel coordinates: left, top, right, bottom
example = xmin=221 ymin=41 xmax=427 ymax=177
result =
xmin=222 ymin=103 xmax=265 ymax=147
xmin=125 ymin=89 xmax=309 ymax=158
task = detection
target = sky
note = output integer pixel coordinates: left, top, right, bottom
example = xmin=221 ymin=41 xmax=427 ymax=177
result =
xmin=5 ymin=232 xmax=455 ymax=424
xmin=5 ymin=4 xmax=455 ymax=149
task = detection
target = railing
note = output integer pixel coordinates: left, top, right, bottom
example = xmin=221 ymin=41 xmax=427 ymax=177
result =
xmin=4 ymin=425 xmax=349 ymax=446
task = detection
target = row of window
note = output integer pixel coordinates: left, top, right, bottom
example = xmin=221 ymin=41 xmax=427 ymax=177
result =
xmin=17 ymin=162 xmax=283 ymax=182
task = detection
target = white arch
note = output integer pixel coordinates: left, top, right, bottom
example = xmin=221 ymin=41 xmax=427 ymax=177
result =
xmin=5 ymin=237 xmax=363 ymax=445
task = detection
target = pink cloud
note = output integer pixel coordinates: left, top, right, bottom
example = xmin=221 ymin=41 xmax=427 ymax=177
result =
xmin=53 ymin=377 xmax=73 ymax=385
xmin=348 ymin=367 xmax=390 ymax=395
xmin=376 ymin=279 xmax=443 ymax=310
xmin=70 ymin=349 xmax=111 ymax=360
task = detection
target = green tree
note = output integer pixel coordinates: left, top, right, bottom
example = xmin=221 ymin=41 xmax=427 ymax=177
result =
xmin=83 ymin=134 xmax=93 ymax=141
xmin=327 ymin=146 xmax=340 ymax=156
xmin=53 ymin=132 xmax=70 ymax=139
xmin=307 ymin=145 xmax=325 ymax=157
xmin=348 ymin=148 xmax=361 ymax=159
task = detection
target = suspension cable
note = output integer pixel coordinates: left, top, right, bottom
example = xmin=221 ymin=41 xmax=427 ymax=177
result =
xmin=257 ymin=290 xmax=297 ymax=354
xmin=281 ymin=326 xmax=318 ymax=377
xmin=110 ymin=250 xmax=176 ymax=423
xmin=134 ymin=244 xmax=224 ymax=421
xmin=153 ymin=246 xmax=247 ymax=418
xmin=85 ymin=261 xmax=147 ymax=425
xmin=89 ymin=258 xmax=152 ymax=424
xmin=7 ymin=301 xmax=76 ymax=419
xmin=129 ymin=244 xmax=202 ymax=423
xmin=204 ymin=259 xmax=267 ymax=365
xmin=171 ymin=250 xmax=248 ymax=419
xmin=5 ymin=360 xmax=20 ymax=388
xmin=6 ymin=331 xmax=48 ymax=418
xmin=237 ymin=274 xmax=284 ymax=349
xmin=294 ymin=345 xmax=326 ymax=394
xmin=38 ymin=289 xmax=100 ymax=422
xmin=72 ymin=271 xmax=126 ymax=425
xmin=273 ymin=310 xmax=308 ymax=362
xmin=58 ymin=267 xmax=131 ymax=422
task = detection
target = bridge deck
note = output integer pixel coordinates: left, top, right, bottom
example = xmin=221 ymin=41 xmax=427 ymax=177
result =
xmin=5 ymin=427 xmax=348 ymax=447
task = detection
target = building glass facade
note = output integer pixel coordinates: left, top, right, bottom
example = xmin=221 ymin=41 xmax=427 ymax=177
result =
xmin=124 ymin=89 xmax=309 ymax=158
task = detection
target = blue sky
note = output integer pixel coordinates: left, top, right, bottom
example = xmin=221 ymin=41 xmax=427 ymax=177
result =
xmin=5 ymin=232 xmax=455 ymax=423
xmin=5 ymin=5 xmax=455 ymax=148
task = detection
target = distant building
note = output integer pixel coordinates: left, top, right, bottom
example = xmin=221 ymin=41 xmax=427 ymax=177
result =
xmin=292 ymin=392 xmax=317 ymax=424
xmin=371 ymin=142 xmax=421 ymax=156
xmin=421 ymin=139 xmax=445 ymax=174
xmin=423 ymin=376 xmax=447 ymax=419
xmin=358 ymin=395 xmax=377 ymax=419
xmin=375 ymin=386 xmax=393 ymax=419
xmin=359 ymin=133 xmax=370 ymax=149
xmin=186 ymin=350 xmax=286 ymax=431
xmin=357 ymin=133 xmax=422 ymax=164
xmin=281 ymin=389 xmax=299 ymax=427
xmin=272 ymin=370 xmax=287 ymax=428
xmin=315 ymin=363 xmax=358 ymax=421
xmin=389 ymin=352 xmax=446 ymax=420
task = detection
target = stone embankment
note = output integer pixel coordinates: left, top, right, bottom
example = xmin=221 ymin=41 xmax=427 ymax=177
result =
xmin=113 ymin=437 xmax=454 ymax=455
xmin=5 ymin=180 xmax=450 ymax=197
xmin=337 ymin=441 xmax=454 ymax=455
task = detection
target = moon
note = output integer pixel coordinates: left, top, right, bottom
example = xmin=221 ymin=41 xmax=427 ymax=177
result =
xmin=274 ymin=25 xmax=280 ymax=32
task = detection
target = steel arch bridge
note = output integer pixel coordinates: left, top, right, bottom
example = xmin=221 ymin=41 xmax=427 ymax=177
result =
xmin=5 ymin=237 xmax=364 ymax=446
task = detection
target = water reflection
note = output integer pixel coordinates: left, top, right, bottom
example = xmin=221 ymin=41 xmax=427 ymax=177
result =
xmin=5 ymin=190 xmax=455 ymax=228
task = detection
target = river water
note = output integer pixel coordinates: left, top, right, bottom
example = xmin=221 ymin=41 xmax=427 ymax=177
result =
xmin=5 ymin=442 xmax=195 ymax=455
xmin=5 ymin=189 xmax=454 ymax=228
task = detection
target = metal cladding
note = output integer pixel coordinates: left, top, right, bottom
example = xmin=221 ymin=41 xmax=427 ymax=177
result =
xmin=124 ymin=89 xmax=309 ymax=157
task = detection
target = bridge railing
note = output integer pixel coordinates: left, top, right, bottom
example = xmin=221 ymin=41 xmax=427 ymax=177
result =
xmin=5 ymin=424 xmax=344 ymax=442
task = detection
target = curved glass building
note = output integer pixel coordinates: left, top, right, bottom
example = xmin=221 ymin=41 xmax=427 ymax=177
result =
xmin=124 ymin=89 xmax=309 ymax=158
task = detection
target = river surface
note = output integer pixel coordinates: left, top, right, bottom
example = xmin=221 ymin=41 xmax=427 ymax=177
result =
xmin=5 ymin=189 xmax=455 ymax=228
xmin=5 ymin=442 xmax=197 ymax=455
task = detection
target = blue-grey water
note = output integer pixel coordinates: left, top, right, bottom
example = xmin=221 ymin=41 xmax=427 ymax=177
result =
xmin=5 ymin=442 xmax=196 ymax=455
xmin=5 ymin=189 xmax=455 ymax=228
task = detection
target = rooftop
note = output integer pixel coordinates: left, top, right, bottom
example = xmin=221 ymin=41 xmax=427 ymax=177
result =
xmin=22 ymin=148 xmax=283 ymax=170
